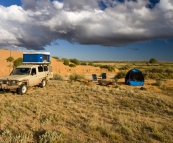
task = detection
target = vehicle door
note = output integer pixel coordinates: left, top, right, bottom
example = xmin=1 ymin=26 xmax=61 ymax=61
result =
xmin=37 ymin=66 xmax=46 ymax=79
xmin=29 ymin=68 xmax=39 ymax=86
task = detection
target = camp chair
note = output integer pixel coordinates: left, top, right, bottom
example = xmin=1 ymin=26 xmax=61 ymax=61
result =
xmin=101 ymin=73 xmax=107 ymax=80
xmin=92 ymin=74 xmax=98 ymax=82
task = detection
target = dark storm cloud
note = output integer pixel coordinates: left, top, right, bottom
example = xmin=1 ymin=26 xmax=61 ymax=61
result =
xmin=0 ymin=0 xmax=173 ymax=50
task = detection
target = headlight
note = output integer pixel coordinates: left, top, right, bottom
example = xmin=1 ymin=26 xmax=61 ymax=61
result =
xmin=12 ymin=80 xmax=16 ymax=84
xmin=11 ymin=80 xmax=18 ymax=85
xmin=0 ymin=81 xmax=2 ymax=84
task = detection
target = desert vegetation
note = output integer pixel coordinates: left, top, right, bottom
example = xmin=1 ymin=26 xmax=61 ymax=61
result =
xmin=70 ymin=58 xmax=80 ymax=65
xmin=6 ymin=56 xmax=14 ymax=63
xmin=52 ymin=56 xmax=60 ymax=61
xmin=13 ymin=58 xmax=23 ymax=67
xmin=149 ymin=58 xmax=158 ymax=64
xmin=61 ymin=58 xmax=70 ymax=66
xmin=0 ymin=79 xmax=173 ymax=142
xmin=69 ymin=73 xmax=85 ymax=81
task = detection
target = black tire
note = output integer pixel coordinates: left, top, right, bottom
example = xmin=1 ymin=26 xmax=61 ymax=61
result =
xmin=17 ymin=84 xmax=27 ymax=95
xmin=40 ymin=79 xmax=46 ymax=88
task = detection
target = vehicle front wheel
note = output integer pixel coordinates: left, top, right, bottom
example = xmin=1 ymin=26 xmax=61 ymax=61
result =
xmin=17 ymin=84 xmax=27 ymax=95
xmin=39 ymin=79 xmax=46 ymax=88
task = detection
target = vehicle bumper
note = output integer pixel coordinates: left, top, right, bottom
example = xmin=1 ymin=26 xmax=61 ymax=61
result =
xmin=0 ymin=84 xmax=19 ymax=91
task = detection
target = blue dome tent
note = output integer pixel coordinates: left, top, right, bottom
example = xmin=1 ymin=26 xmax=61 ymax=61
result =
xmin=125 ymin=68 xmax=144 ymax=86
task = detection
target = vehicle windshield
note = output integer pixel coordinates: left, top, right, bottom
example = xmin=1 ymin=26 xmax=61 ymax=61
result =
xmin=11 ymin=68 xmax=31 ymax=75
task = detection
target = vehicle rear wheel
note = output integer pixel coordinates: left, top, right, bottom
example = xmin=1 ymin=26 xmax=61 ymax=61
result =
xmin=17 ymin=84 xmax=27 ymax=95
xmin=40 ymin=79 xmax=46 ymax=88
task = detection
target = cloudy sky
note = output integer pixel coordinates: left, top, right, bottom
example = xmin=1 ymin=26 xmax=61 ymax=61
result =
xmin=0 ymin=0 xmax=173 ymax=61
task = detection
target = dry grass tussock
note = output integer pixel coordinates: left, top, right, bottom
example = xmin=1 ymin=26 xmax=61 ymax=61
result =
xmin=0 ymin=80 xmax=173 ymax=142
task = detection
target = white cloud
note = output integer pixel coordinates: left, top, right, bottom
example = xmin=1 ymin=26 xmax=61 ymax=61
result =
xmin=156 ymin=0 xmax=173 ymax=11
xmin=53 ymin=1 xmax=64 ymax=9
xmin=0 ymin=0 xmax=173 ymax=50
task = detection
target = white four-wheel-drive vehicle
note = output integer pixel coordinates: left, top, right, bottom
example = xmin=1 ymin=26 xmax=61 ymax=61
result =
xmin=0 ymin=64 xmax=53 ymax=95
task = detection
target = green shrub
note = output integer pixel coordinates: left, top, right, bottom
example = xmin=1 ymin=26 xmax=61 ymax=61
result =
xmin=149 ymin=58 xmax=157 ymax=64
xmin=52 ymin=56 xmax=60 ymax=61
xmin=69 ymin=64 xmax=76 ymax=67
xmin=38 ymin=131 xmax=61 ymax=143
xmin=70 ymin=58 xmax=80 ymax=65
xmin=6 ymin=56 xmax=14 ymax=62
xmin=94 ymin=64 xmax=101 ymax=67
xmin=114 ymin=71 xmax=126 ymax=79
xmin=120 ymin=64 xmax=132 ymax=70
xmin=62 ymin=58 xmax=69 ymax=66
xmin=81 ymin=62 xmax=87 ymax=65
xmin=69 ymin=73 xmax=85 ymax=81
xmin=144 ymin=66 xmax=173 ymax=79
xmin=100 ymin=65 xmax=115 ymax=72
xmin=88 ymin=62 xmax=94 ymax=66
xmin=53 ymin=74 xmax=64 ymax=80
xmin=13 ymin=57 xmax=23 ymax=67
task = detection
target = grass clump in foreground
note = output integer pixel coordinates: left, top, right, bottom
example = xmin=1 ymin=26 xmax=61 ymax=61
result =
xmin=0 ymin=80 xmax=173 ymax=142
xmin=53 ymin=73 xmax=64 ymax=81
xmin=69 ymin=73 xmax=85 ymax=81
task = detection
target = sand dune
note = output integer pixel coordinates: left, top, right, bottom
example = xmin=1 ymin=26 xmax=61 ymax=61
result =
xmin=0 ymin=49 xmax=117 ymax=77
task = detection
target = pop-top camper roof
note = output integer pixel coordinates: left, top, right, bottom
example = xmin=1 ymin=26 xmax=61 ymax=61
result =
xmin=23 ymin=52 xmax=50 ymax=64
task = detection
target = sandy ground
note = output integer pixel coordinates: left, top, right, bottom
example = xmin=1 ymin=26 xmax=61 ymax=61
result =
xmin=0 ymin=50 xmax=23 ymax=76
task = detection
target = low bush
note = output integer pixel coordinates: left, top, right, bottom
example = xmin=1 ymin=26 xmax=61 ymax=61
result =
xmin=38 ymin=131 xmax=61 ymax=143
xmin=81 ymin=62 xmax=87 ymax=65
xmin=100 ymin=65 xmax=115 ymax=72
xmin=52 ymin=56 xmax=60 ymax=61
xmin=69 ymin=73 xmax=85 ymax=81
xmin=69 ymin=64 xmax=76 ymax=67
xmin=88 ymin=62 xmax=94 ymax=66
xmin=119 ymin=64 xmax=132 ymax=70
xmin=52 ymin=56 xmax=59 ymax=60
xmin=70 ymin=58 xmax=80 ymax=65
xmin=144 ymin=68 xmax=173 ymax=79
xmin=114 ymin=71 xmax=126 ymax=79
xmin=53 ymin=73 xmax=64 ymax=80
xmin=149 ymin=58 xmax=157 ymax=64
xmin=13 ymin=57 xmax=23 ymax=67
xmin=94 ymin=64 xmax=101 ymax=67
xmin=6 ymin=56 xmax=14 ymax=62
xmin=62 ymin=58 xmax=69 ymax=66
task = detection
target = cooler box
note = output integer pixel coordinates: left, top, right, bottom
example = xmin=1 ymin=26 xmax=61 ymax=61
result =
xmin=23 ymin=52 xmax=50 ymax=64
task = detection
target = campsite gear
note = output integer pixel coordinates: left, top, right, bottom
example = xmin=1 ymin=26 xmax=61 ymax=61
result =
xmin=125 ymin=68 xmax=144 ymax=86
xmin=92 ymin=74 xmax=98 ymax=82
xmin=101 ymin=73 xmax=107 ymax=79
xmin=23 ymin=52 xmax=50 ymax=64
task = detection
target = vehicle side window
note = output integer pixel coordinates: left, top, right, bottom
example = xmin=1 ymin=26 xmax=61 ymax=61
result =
xmin=38 ymin=66 xmax=43 ymax=72
xmin=44 ymin=66 xmax=48 ymax=71
xmin=31 ymin=68 xmax=36 ymax=75
xmin=43 ymin=55 xmax=48 ymax=62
